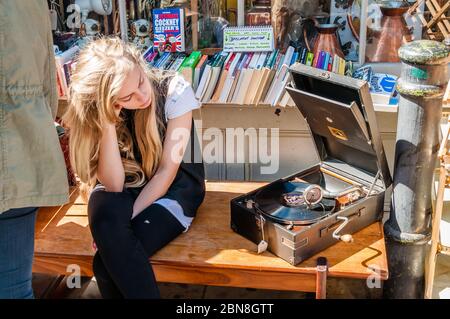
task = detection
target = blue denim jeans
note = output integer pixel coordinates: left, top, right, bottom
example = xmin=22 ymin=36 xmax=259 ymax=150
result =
xmin=0 ymin=207 xmax=38 ymax=299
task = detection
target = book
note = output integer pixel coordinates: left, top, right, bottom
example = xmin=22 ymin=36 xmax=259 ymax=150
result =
xmin=312 ymin=51 xmax=320 ymax=68
xmin=338 ymin=57 xmax=346 ymax=75
xmin=282 ymin=46 xmax=295 ymax=67
xmin=169 ymin=53 xmax=186 ymax=71
xmin=352 ymin=65 xmax=373 ymax=82
xmin=230 ymin=53 xmax=254 ymax=103
xmin=327 ymin=55 xmax=333 ymax=72
xmin=161 ymin=53 xmax=177 ymax=70
xmin=179 ymin=51 xmax=201 ymax=83
xmin=244 ymin=52 xmax=268 ymax=104
xmin=272 ymin=72 xmax=291 ymax=107
xmin=273 ymin=53 xmax=284 ymax=71
xmin=318 ymin=51 xmax=326 ymax=69
xmin=389 ymin=89 xmax=399 ymax=105
xmin=154 ymin=52 xmax=170 ymax=68
xmin=299 ymin=47 xmax=308 ymax=64
xmin=345 ymin=61 xmax=354 ymax=77
xmin=236 ymin=52 xmax=260 ymax=104
xmin=55 ymin=45 xmax=80 ymax=98
xmin=253 ymin=52 xmax=276 ymax=104
xmin=290 ymin=51 xmax=299 ymax=66
xmin=322 ymin=52 xmax=330 ymax=71
xmin=152 ymin=7 xmax=185 ymax=52
xmin=202 ymin=53 xmax=229 ymax=102
xmin=193 ymin=55 xmax=209 ymax=92
xmin=143 ymin=46 xmax=155 ymax=61
xmin=305 ymin=52 xmax=314 ymax=66
xmin=195 ymin=54 xmax=218 ymax=100
xmin=228 ymin=53 xmax=250 ymax=102
xmin=369 ymin=73 xmax=398 ymax=104
xmin=210 ymin=53 xmax=236 ymax=102
xmin=332 ymin=55 xmax=339 ymax=73
xmin=264 ymin=64 xmax=289 ymax=106
xmin=145 ymin=51 xmax=158 ymax=65
xmin=219 ymin=53 xmax=243 ymax=103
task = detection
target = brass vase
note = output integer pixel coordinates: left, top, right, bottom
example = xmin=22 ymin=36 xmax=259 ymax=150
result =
xmin=305 ymin=23 xmax=345 ymax=59
xmin=366 ymin=4 xmax=413 ymax=62
xmin=348 ymin=1 xmax=413 ymax=62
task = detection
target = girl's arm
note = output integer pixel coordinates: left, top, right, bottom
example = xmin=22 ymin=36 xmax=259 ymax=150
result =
xmin=132 ymin=111 xmax=193 ymax=218
xmin=97 ymin=122 xmax=125 ymax=192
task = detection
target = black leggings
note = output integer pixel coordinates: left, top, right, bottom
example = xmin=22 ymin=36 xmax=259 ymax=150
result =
xmin=88 ymin=188 xmax=185 ymax=299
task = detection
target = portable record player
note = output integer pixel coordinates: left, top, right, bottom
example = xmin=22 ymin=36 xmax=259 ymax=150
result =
xmin=230 ymin=64 xmax=392 ymax=265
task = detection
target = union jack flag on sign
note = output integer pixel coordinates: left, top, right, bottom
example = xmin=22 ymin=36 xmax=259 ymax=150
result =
xmin=152 ymin=8 xmax=185 ymax=52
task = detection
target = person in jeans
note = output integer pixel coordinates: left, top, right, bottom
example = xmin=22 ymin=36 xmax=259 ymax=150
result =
xmin=62 ymin=38 xmax=205 ymax=299
xmin=0 ymin=0 xmax=69 ymax=298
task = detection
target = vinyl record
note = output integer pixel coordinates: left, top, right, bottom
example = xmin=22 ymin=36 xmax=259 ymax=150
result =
xmin=254 ymin=180 xmax=336 ymax=225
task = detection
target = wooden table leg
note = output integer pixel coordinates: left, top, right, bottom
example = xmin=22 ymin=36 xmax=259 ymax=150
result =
xmin=315 ymin=257 xmax=328 ymax=299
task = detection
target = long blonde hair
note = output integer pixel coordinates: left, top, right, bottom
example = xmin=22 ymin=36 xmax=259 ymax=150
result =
xmin=63 ymin=37 xmax=173 ymax=201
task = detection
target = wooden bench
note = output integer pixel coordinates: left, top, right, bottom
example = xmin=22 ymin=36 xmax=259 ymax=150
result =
xmin=33 ymin=182 xmax=388 ymax=298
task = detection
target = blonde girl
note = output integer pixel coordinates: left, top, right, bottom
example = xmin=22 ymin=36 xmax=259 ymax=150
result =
xmin=63 ymin=37 xmax=205 ymax=298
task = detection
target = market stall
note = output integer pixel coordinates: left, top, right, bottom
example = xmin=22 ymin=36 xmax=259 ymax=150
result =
xmin=41 ymin=0 xmax=450 ymax=299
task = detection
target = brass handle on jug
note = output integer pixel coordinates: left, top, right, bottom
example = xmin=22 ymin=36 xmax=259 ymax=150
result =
xmin=303 ymin=17 xmax=319 ymax=53
xmin=303 ymin=15 xmax=330 ymax=52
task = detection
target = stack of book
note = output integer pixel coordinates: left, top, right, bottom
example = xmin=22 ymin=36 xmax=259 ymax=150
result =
xmin=143 ymin=47 xmax=209 ymax=91
xmin=142 ymin=45 xmax=358 ymax=107
xmin=55 ymin=46 xmax=80 ymax=99
xmin=305 ymin=48 xmax=353 ymax=76
xmin=194 ymin=46 xmax=300 ymax=106
xmin=55 ymin=43 xmax=360 ymax=108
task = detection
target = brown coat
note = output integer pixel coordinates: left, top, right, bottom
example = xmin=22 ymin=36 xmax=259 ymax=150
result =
xmin=0 ymin=0 xmax=69 ymax=213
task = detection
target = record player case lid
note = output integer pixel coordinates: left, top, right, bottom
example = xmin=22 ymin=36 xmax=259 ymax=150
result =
xmin=286 ymin=64 xmax=392 ymax=189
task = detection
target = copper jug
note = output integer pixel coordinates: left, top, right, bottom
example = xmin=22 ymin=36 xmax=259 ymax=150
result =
xmin=348 ymin=2 xmax=412 ymax=62
xmin=304 ymin=23 xmax=345 ymax=59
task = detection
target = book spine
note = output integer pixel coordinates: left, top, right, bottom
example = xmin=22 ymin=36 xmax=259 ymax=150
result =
xmin=332 ymin=55 xmax=339 ymax=73
xmin=180 ymin=8 xmax=185 ymax=52
xmin=269 ymin=49 xmax=279 ymax=68
xmin=312 ymin=52 xmax=319 ymax=68
xmin=300 ymin=47 xmax=307 ymax=64
xmin=290 ymin=51 xmax=299 ymax=65
xmin=306 ymin=52 xmax=314 ymax=66
xmin=322 ymin=52 xmax=330 ymax=71
xmin=316 ymin=51 xmax=324 ymax=69
xmin=262 ymin=51 xmax=272 ymax=67
xmin=273 ymin=53 xmax=284 ymax=70
xmin=338 ymin=58 xmax=346 ymax=75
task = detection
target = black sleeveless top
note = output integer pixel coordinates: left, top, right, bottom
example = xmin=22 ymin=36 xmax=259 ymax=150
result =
xmin=123 ymin=76 xmax=205 ymax=218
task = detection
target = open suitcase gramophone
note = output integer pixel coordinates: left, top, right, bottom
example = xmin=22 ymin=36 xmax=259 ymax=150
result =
xmin=230 ymin=64 xmax=392 ymax=265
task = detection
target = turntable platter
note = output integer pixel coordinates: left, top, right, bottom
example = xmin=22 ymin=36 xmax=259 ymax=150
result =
xmin=253 ymin=180 xmax=336 ymax=225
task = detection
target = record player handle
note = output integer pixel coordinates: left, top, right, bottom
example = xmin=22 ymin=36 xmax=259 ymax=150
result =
xmin=332 ymin=216 xmax=354 ymax=243
xmin=339 ymin=234 xmax=354 ymax=243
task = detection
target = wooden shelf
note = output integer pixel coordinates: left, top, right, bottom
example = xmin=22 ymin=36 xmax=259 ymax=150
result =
xmin=199 ymin=47 xmax=223 ymax=56
xmin=201 ymin=102 xmax=279 ymax=108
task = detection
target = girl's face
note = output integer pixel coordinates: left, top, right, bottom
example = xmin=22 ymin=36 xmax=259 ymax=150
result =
xmin=116 ymin=65 xmax=153 ymax=110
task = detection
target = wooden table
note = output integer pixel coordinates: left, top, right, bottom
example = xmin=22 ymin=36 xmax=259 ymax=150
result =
xmin=33 ymin=182 xmax=388 ymax=296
